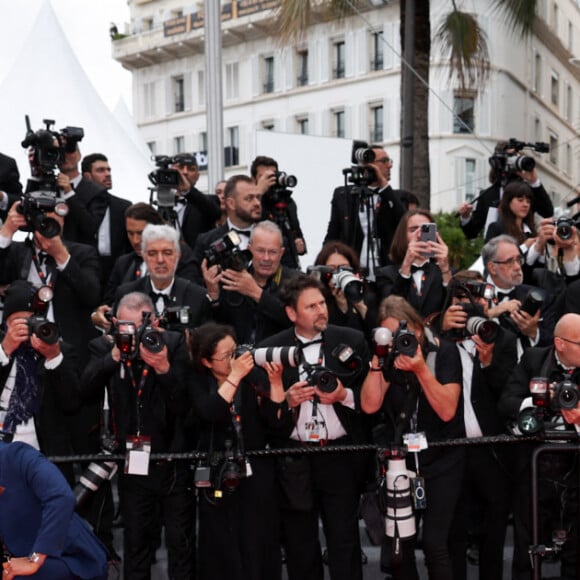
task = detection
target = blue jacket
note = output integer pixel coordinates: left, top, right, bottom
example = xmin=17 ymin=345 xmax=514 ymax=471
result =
xmin=0 ymin=441 xmax=107 ymax=579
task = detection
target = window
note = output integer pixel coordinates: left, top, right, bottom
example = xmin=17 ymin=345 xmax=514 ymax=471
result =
xmin=333 ymin=41 xmax=345 ymax=79
xmin=565 ymin=83 xmax=573 ymax=121
xmin=565 ymin=143 xmax=572 ymax=175
xmin=552 ymin=2 xmax=558 ymax=34
xmin=369 ymin=104 xmax=383 ymax=142
xmin=146 ymin=141 xmax=157 ymax=155
xmin=174 ymin=136 xmax=185 ymax=154
xmin=465 ymin=159 xmax=477 ymax=202
xmin=261 ymin=120 xmax=275 ymax=131
xmin=143 ymin=82 xmax=156 ymax=118
xmin=551 ymin=71 xmax=559 ymax=106
xmin=225 ymin=126 xmax=239 ymax=167
xmin=263 ymin=56 xmax=274 ymax=93
xmin=173 ymin=75 xmax=185 ymax=113
xmin=371 ymin=31 xmax=384 ymax=71
xmin=453 ymin=94 xmax=475 ymax=134
xmin=533 ymin=53 xmax=542 ymax=94
xmin=296 ymin=116 xmax=309 ymax=135
xmin=568 ymin=20 xmax=573 ymax=52
xmin=199 ymin=131 xmax=208 ymax=153
xmin=225 ymin=62 xmax=239 ymax=100
xmin=333 ymin=110 xmax=345 ymax=138
xmin=534 ymin=117 xmax=542 ymax=142
xmin=297 ymin=50 xmax=308 ymax=86
xmin=549 ymin=133 xmax=558 ymax=165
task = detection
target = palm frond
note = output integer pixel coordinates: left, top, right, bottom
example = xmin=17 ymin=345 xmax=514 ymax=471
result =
xmin=434 ymin=9 xmax=490 ymax=90
xmin=491 ymin=0 xmax=537 ymax=38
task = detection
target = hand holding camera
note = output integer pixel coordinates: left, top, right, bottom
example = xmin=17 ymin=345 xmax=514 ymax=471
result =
xmin=285 ymin=380 xmax=316 ymax=409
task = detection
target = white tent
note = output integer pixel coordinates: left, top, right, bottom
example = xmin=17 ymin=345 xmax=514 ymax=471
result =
xmin=0 ymin=1 xmax=152 ymax=203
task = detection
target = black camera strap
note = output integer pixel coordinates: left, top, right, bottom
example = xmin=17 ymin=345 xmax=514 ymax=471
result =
xmin=229 ymin=383 xmax=246 ymax=455
xmin=124 ymin=360 xmax=150 ymax=437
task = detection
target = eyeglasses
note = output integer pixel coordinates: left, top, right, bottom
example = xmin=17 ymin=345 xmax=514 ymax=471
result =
xmin=556 ymin=336 xmax=580 ymax=347
xmin=375 ymin=157 xmax=393 ymax=165
xmin=492 ymin=256 xmax=524 ymax=267
xmin=211 ymin=349 xmax=236 ymax=362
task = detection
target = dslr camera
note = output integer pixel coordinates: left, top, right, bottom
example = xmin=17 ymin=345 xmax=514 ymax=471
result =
xmin=158 ymin=305 xmax=191 ymax=332
xmin=204 ymin=230 xmax=249 ymax=272
xmin=22 ymin=285 xmax=60 ymax=345
xmin=488 ymin=138 xmax=549 ymax=178
xmin=342 ymin=140 xmax=377 ymax=188
xmin=449 ymin=280 xmax=498 ymax=343
xmin=553 ymin=216 xmax=578 ymax=241
xmin=114 ymin=312 xmax=164 ymax=361
xmin=307 ymin=265 xmax=365 ymax=303
xmin=20 ymin=116 xmax=75 ymax=238
xmin=261 ymin=170 xmax=298 ymax=217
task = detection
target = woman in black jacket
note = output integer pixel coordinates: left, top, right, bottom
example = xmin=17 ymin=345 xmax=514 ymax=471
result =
xmin=187 ymin=322 xmax=288 ymax=580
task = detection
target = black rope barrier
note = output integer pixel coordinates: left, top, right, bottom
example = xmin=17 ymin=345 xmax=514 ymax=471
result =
xmin=47 ymin=431 xmax=579 ymax=465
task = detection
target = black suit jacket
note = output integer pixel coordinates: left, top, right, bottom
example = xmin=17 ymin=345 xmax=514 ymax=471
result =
xmin=376 ymin=261 xmax=447 ymax=319
xmin=0 ymin=153 xmax=23 ymax=222
xmin=103 ymin=243 xmax=198 ymax=305
xmin=258 ymin=324 xmax=370 ymax=445
xmin=0 ymin=240 xmax=101 ymax=366
xmin=113 ymin=275 xmax=210 ymax=328
xmin=180 ymin=187 xmax=221 ymax=250
xmin=192 ymin=223 xmax=230 ymax=284
xmin=461 ymin=179 xmax=553 ymax=240
xmin=324 ymin=184 xmax=407 ymax=268
xmin=81 ymin=330 xmax=190 ymax=453
xmin=62 ymin=177 xmax=109 ymax=245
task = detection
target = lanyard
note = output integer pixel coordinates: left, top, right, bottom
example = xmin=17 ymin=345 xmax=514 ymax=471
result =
xmin=124 ymin=360 xmax=150 ymax=437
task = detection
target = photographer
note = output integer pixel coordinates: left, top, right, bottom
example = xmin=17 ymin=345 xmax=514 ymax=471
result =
xmin=202 ymin=220 xmax=295 ymax=344
xmin=312 ymin=240 xmax=377 ymax=341
xmin=171 ymin=153 xmax=221 ymax=250
xmin=458 ymin=140 xmax=553 ymax=240
xmin=251 ymin=155 xmax=305 ymax=269
xmin=361 ymin=295 xmax=464 ymax=580
xmin=376 ymin=209 xmax=452 ymax=319
xmin=80 ymin=292 xmax=195 ymax=580
xmin=112 ymin=224 xmax=209 ymax=331
xmin=324 ymin=144 xmax=406 ymax=278
xmin=0 ymin=151 xmax=22 ymax=223
xmin=192 ymin=175 xmax=262 ymax=284
xmin=259 ymin=274 xmax=370 ymax=580
xmin=187 ymin=322 xmax=287 ymax=579
xmin=439 ymin=271 xmax=517 ymax=579
xmin=499 ymin=312 xmax=580 ymax=580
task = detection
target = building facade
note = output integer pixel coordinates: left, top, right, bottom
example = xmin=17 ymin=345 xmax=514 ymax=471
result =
xmin=113 ymin=0 xmax=580 ymax=212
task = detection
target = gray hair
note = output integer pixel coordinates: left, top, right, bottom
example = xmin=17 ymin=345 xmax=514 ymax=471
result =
xmin=481 ymin=234 xmax=518 ymax=266
xmin=250 ymin=220 xmax=283 ymax=245
xmin=141 ymin=224 xmax=181 ymax=255
xmin=117 ymin=291 xmax=155 ymax=315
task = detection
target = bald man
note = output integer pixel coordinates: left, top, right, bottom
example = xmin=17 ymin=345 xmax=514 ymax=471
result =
xmin=499 ymin=312 xmax=580 ymax=580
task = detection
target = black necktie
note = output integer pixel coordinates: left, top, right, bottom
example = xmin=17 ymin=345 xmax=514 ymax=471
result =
xmin=37 ymin=251 xmax=48 ymax=265
xmin=299 ymin=338 xmax=323 ymax=349
xmin=410 ymin=264 xmax=425 ymax=274
xmin=151 ymin=293 xmax=169 ymax=307
xmin=175 ymin=197 xmax=187 ymax=205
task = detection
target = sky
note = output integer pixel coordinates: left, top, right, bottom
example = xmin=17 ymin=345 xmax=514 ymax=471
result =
xmin=0 ymin=0 xmax=132 ymax=111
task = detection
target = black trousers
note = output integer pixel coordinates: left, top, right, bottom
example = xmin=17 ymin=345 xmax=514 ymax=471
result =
xmin=119 ymin=461 xmax=195 ymax=580
xmin=280 ymin=447 xmax=366 ymax=580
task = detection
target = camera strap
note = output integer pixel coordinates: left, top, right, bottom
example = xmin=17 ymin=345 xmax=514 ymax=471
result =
xmin=124 ymin=360 xmax=150 ymax=437
xmin=29 ymin=241 xmax=54 ymax=286
xmin=229 ymin=385 xmax=245 ymax=454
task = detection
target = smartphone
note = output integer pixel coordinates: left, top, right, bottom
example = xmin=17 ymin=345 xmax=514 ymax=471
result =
xmin=420 ymin=223 xmax=437 ymax=257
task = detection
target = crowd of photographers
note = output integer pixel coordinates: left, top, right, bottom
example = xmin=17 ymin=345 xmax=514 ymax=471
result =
xmin=0 ymin=123 xmax=579 ymax=580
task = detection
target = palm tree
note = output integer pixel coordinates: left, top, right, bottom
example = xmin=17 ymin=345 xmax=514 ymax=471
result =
xmin=276 ymin=0 xmax=537 ymax=208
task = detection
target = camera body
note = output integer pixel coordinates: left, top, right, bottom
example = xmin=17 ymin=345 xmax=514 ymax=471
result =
xmin=391 ymin=321 xmax=418 ymax=358
xmin=342 ymin=140 xmax=378 ymax=188
xmin=448 ymin=302 xmax=498 ymax=344
xmin=551 ymin=379 xmax=579 ymax=412
xmin=204 ymin=231 xmax=249 ymax=272
xmin=488 ymin=137 xmax=549 ymax=178
xmin=158 ymin=305 xmax=191 ymax=332
xmin=114 ymin=313 xmax=164 ymax=361
xmin=148 ymin=155 xmax=181 ymax=209
xmin=306 ymin=265 xmax=365 ymax=304
xmin=553 ymin=217 xmax=577 ymax=241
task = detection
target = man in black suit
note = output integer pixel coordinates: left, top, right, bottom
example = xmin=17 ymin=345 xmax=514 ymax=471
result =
xmin=259 ymin=274 xmax=370 ymax=580
xmin=171 ymin=153 xmax=221 ymax=250
xmin=0 ymin=152 xmax=23 ymax=222
xmin=499 ymin=313 xmax=580 ymax=580
xmin=80 ymin=291 xmax=195 ymax=579
xmin=438 ymin=271 xmax=517 ymax=579
xmin=458 ymin=141 xmax=553 ymax=240
xmin=324 ymin=145 xmax=407 ymax=278
xmin=192 ymin=174 xmax=263 ymax=284
xmin=482 ymin=234 xmax=555 ymax=356
xmin=251 ymin=155 xmax=306 ymax=269
xmin=113 ymin=224 xmax=209 ymax=329
xmin=81 ymin=153 xmax=132 ymax=287
xmin=203 ymin=220 xmax=295 ymax=344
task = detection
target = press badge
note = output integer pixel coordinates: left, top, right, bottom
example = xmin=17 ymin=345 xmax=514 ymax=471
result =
xmin=305 ymin=419 xmax=324 ymax=443
xmin=403 ymin=432 xmax=428 ymax=452
xmin=125 ymin=435 xmax=151 ymax=475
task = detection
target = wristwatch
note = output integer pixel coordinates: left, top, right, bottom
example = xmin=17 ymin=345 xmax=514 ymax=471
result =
xmin=28 ymin=553 xmax=41 ymax=564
